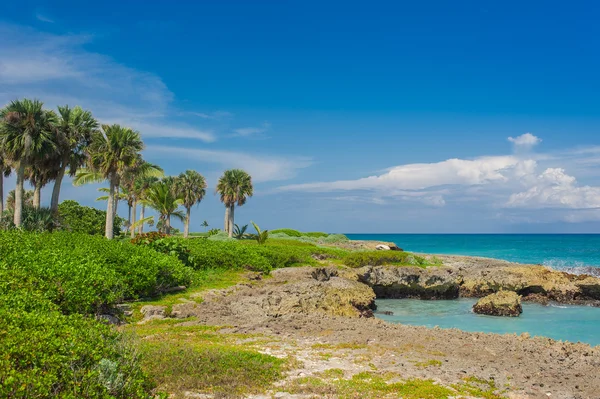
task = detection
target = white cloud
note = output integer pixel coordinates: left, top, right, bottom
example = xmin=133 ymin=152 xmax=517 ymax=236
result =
xmin=508 ymin=133 xmax=542 ymax=150
xmin=507 ymin=168 xmax=600 ymax=209
xmin=0 ymin=23 xmax=217 ymax=142
xmin=187 ymin=111 xmax=233 ymax=120
xmin=279 ymin=156 xmax=520 ymax=192
xmin=145 ymin=145 xmax=313 ymax=183
xmin=232 ymin=122 xmax=270 ymax=138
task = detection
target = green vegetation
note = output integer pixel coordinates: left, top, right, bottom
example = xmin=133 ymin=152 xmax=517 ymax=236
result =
xmin=249 ymin=221 xmax=269 ymax=244
xmin=59 ymin=200 xmax=125 ymax=236
xmin=342 ymin=251 xmax=431 ymax=268
xmin=216 ymin=168 xmax=254 ymax=238
xmin=0 ymin=230 xmax=196 ymax=398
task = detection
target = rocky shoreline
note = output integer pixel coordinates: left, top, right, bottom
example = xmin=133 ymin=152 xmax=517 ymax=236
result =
xmin=137 ymin=251 xmax=600 ymax=398
xmin=358 ymin=253 xmax=600 ymax=306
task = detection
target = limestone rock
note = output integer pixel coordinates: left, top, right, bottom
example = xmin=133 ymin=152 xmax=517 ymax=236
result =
xmin=473 ymin=291 xmax=522 ymax=317
xmin=375 ymin=244 xmax=391 ymax=251
xmin=140 ymin=305 xmax=166 ymax=319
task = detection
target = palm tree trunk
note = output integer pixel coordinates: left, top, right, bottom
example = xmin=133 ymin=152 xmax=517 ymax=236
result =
xmin=166 ymin=215 xmax=171 ymax=235
xmin=50 ymin=162 xmax=67 ymax=213
xmin=184 ymin=207 xmax=191 ymax=238
xmin=138 ymin=205 xmax=145 ymax=234
xmin=14 ymin=163 xmax=25 ymax=227
xmin=105 ymin=174 xmax=116 ymax=239
xmin=228 ymin=205 xmax=235 ymax=238
xmin=33 ymin=182 xmax=41 ymax=209
xmin=127 ymin=203 xmax=132 ymax=232
xmin=224 ymin=206 xmax=230 ymax=233
xmin=130 ymin=200 xmax=137 ymax=238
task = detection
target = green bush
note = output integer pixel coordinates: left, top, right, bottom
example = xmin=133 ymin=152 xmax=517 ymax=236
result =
xmin=207 ymin=230 xmax=236 ymax=242
xmin=59 ymin=200 xmax=125 ymax=236
xmin=132 ymin=232 xmax=195 ymax=267
xmin=304 ymin=231 xmax=329 ymax=238
xmin=0 ymin=292 xmax=152 ymax=398
xmin=270 ymin=228 xmax=302 ymax=237
xmin=0 ymin=231 xmax=193 ymax=314
xmin=185 ymin=239 xmax=347 ymax=273
xmin=342 ymin=251 xmax=428 ymax=268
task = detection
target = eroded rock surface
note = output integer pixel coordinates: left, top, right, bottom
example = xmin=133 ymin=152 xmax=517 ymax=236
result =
xmin=473 ymin=291 xmax=523 ymax=317
xmin=357 ymin=255 xmax=600 ymax=305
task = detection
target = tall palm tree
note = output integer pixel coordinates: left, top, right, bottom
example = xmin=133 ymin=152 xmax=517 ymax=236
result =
xmin=174 ymin=170 xmax=207 ymax=238
xmin=83 ymin=124 xmax=144 ymax=239
xmin=134 ymin=175 xmax=159 ymax=235
xmin=0 ymin=154 xmax=11 ymax=214
xmin=216 ymin=169 xmax=253 ymax=238
xmin=144 ymin=179 xmax=184 ymax=234
xmin=0 ymin=99 xmax=57 ymax=226
xmin=50 ymin=105 xmax=98 ymax=213
xmin=122 ymin=160 xmax=163 ymax=238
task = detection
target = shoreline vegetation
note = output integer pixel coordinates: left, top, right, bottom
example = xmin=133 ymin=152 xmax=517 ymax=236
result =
xmin=1 ymin=99 xmax=599 ymax=398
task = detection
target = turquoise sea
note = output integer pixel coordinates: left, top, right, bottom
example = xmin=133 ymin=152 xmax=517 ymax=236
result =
xmin=345 ymin=234 xmax=600 ymax=346
xmin=346 ymin=234 xmax=600 ymax=271
xmin=376 ymin=299 xmax=600 ymax=347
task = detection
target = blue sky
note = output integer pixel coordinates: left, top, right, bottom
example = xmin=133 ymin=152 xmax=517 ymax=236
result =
xmin=2 ymin=1 xmax=600 ymax=233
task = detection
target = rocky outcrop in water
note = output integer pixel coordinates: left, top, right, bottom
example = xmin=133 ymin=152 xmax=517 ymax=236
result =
xmin=473 ymin=291 xmax=523 ymax=317
xmin=356 ymin=255 xmax=600 ymax=304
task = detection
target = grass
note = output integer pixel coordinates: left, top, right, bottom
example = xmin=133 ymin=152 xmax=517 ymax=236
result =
xmin=413 ymin=359 xmax=443 ymax=368
xmin=131 ymin=321 xmax=286 ymax=398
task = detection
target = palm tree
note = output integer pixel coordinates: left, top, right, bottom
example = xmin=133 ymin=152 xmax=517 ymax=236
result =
xmin=0 ymin=154 xmax=11 ymax=214
xmin=50 ymin=105 xmax=98 ymax=213
xmin=144 ymin=179 xmax=184 ymax=234
xmin=122 ymin=160 xmax=163 ymax=238
xmin=6 ymin=189 xmax=34 ymax=211
xmin=174 ymin=170 xmax=207 ymax=238
xmin=134 ymin=175 xmax=159 ymax=235
xmin=0 ymin=99 xmax=57 ymax=226
xmin=25 ymin=157 xmax=58 ymax=209
xmin=215 ymin=169 xmax=253 ymax=238
xmin=201 ymin=220 xmax=209 ymax=231
xmin=82 ymin=124 xmax=144 ymax=239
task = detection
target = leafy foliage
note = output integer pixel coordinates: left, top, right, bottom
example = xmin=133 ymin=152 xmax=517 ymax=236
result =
xmin=59 ymin=200 xmax=124 ymax=236
xmin=207 ymin=228 xmax=220 ymax=236
xmin=270 ymin=228 xmax=302 ymax=237
xmin=342 ymin=251 xmax=429 ymax=268
xmin=1 ymin=206 xmax=61 ymax=232
xmin=249 ymin=221 xmax=269 ymax=245
xmin=233 ymin=223 xmax=248 ymax=239
xmin=0 ymin=231 xmax=193 ymax=315
xmin=131 ymin=232 xmax=195 ymax=267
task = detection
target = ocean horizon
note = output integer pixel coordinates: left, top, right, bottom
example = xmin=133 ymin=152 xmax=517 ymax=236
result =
xmin=346 ymin=233 xmax=600 ymax=270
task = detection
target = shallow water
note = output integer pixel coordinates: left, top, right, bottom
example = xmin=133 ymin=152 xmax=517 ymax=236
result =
xmin=375 ymin=298 xmax=600 ymax=347
xmin=346 ymin=234 xmax=600 ymax=271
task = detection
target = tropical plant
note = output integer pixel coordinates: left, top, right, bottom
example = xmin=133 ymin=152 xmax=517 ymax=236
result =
xmin=76 ymin=124 xmax=144 ymax=239
xmin=122 ymin=160 xmax=163 ymax=238
xmin=58 ymin=200 xmax=125 ymax=236
xmin=207 ymin=228 xmax=220 ymax=236
xmin=6 ymin=189 xmax=34 ymax=211
xmin=50 ymin=105 xmax=98 ymax=213
xmin=144 ymin=179 xmax=184 ymax=234
xmin=134 ymin=175 xmax=160 ymax=235
xmin=174 ymin=170 xmax=207 ymax=238
xmin=1 ymin=205 xmax=61 ymax=232
xmin=233 ymin=223 xmax=249 ymax=239
xmin=201 ymin=220 xmax=209 ymax=231
xmin=0 ymin=99 xmax=58 ymax=226
xmin=215 ymin=169 xmax=253 ymax=237
xmin=249 ymin=221 xmax=269 ymax=245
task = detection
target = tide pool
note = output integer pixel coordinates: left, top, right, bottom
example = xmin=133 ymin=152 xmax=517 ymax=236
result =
xmin=376 ymin=298 xmax=600 ymax=347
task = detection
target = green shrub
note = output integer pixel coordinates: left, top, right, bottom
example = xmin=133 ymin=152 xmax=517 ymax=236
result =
xmin=132 ymin=232 xmax=195 ymax=267
xmin=0 ymin=293 xmax=152 ymax=398
xmin=0 ymin=231 xmax=193 ymax=314
xmin=342 ymin=251 xmax=429 ymax=268
xmin=207 ymin=231 xmax=236 ymax=242
xmin=270 ymin=228 xmax=302 ymax=237
xmin=59 ymin=200 xmax=125 ymax=236
xmin=305 ymin=231 xmax=328 ymax=238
